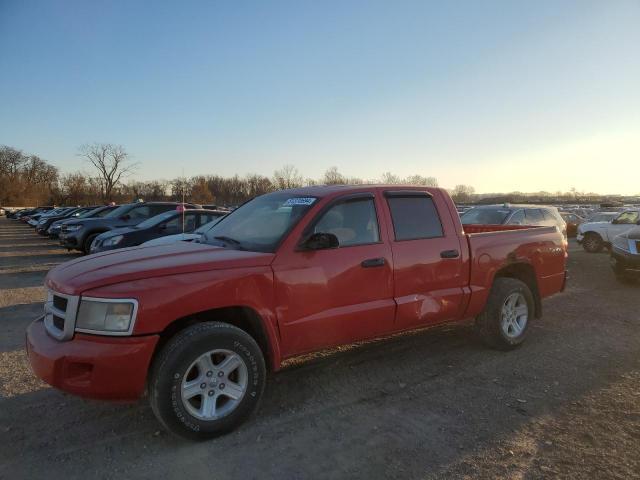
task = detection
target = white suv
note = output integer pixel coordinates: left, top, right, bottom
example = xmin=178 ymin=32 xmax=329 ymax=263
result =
xmin=577 ymin=209 xmax=640 ymax=253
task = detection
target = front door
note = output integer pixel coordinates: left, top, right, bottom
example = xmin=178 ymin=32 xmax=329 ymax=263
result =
xmin=272 ymin=194 xmax=395 ymax=357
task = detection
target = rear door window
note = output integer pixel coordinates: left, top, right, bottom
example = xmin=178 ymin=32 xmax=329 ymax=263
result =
xmin=386 ymin=195 xmax=443 ymax=240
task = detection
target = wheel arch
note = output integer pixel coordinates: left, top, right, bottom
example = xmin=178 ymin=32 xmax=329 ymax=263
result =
xmin=152 ymin=306 xmax=278 ymax=372
xmin=493 ymin=262 xmax=541 ymax=318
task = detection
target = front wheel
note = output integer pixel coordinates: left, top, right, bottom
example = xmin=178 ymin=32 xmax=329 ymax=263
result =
xmin=149 ymin=322 xmax=266 ymax=440
xmin=582 ymin=233 xmax=603 ymax=253
xmin=475 ymin=278 xmax=534 ymax=350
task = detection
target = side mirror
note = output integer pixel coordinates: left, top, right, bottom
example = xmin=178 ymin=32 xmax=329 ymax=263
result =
xmin=120 ymin=214 xmax=130 ymax=221
xmin=300 ymin=232 xmax=339 ymax=250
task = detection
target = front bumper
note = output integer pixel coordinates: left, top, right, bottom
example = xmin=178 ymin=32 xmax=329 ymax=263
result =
xmin=610 ymin=247 xmax=640 ymax=277
xmin=576 ymin=232 xmax=584 ymax=244
xmin=26 ymin=317 xmax=159 ymax=401
xmin=59 ymin=231 xmax=81 ymax=248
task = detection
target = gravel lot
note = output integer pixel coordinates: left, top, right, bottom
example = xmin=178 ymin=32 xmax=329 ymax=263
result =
xmin=1 ymin=217 xmax=639 ymax=479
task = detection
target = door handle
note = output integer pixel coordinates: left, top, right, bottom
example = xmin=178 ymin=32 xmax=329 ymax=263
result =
xmin=440 ymin=249 xmax=460 ymax=259
xmin=361 ymin=257 xmax=385 ymax=268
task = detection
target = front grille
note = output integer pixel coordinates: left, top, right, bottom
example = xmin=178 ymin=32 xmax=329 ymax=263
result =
xmin=44 ymin=290 xmax=79 ymax=341
xmin=53 ymin=315 xmax=65 ymax=330
xmin=53 ymin=295 xmax=67 ymax=311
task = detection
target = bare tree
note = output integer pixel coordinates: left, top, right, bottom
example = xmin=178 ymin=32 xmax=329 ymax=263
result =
xmin=405 ymin=174 xmax=438 ymax=187
xmin=322 ymin=166 xmax=346 ymax=185
xmin=451 ymin=184 xmax=476 ymax=203
xmin=79 ymin=143 xmax=137 ymax=201
xmin=380 ymin=172 xmax=402 ymax=184
xmin=273 ymin=164 xmax=303 ymax=190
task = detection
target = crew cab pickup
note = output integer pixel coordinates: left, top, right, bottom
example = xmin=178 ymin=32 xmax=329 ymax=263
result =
xmin=26 ymin=186 xmax=567 ymax=440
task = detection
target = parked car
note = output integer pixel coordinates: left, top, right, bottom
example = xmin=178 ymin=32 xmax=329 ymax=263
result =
xmin=141 ymin=216 xmax=226 ymax=247
xmin=610 ymin=226 xmax=640 ymax=283
xmin=577 ymin=209 xmax=640 ymax=253
xmin=461 ymin=204 xmax=567 ymax=237
xmin=47 ymin=205 xmax=119 ymax=238
xmin=59 ymin=202 xmax=201 ymax=254
xmin=90 ymin=209 xmax=226 ymax=254
xmin=559 ymin=212 xmax=584 ymax=237
xmin=27 ymin=185 xmax=567 ymax=439
xmin=28 ymin=207 xmax=69 ymax=226
xmin=20 ymin=206 xmax=56 ymax=222
xmin=35 ymin=207 xmax=89 ymax=234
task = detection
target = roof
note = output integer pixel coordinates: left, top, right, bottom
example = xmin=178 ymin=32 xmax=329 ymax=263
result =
xmin=267 ymin=184 xmax=441 ymax=197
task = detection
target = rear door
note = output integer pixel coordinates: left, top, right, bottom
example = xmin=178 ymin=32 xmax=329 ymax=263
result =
xmin=382 ymin=190 xmax=466 ymax=329
xmin=272 ymin=193 xmax=395 ymax=356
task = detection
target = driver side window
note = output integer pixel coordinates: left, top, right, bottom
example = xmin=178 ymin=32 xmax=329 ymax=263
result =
xmin=313 ymin=198 xmax=380 ymax=247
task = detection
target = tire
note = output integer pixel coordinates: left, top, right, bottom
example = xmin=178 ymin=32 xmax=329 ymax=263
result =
xmin=83 ymin=233 xmax=100 ymax=255
xmin=613 ymin=268 xmax=637 ymax=285
xmin=149 ymin=322 xmax=266 ymax=441
xmin=475 ymin=277 xmax=534 ymax=350
xmin=582 ymin=233 xmax=603 ymax=253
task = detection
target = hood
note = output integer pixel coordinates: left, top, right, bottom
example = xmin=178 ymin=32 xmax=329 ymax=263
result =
xmin=65 ymin=216 xmax=124 ymax=227
xmin=98 ymin=226 xmax=136 ymax=238
xmin=619 ymin=226 xmax=640 ymax=240
xmin=142 ymin=233 xmax=201 ymax=247
xmin=46 ymin=242 xmax=275 ymax=295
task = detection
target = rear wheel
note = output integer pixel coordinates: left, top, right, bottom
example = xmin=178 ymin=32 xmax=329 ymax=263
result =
xmin=582 ymin=233 xmax=603 ymax=253
xmin=476 ymin=277 xmax=534 ymax=350
xmin=149 ymin=322 xmax=266 ymax=440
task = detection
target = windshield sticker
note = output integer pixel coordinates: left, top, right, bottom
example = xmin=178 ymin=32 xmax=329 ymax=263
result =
xmin=284 ymin=197 xmax=316 ymax=206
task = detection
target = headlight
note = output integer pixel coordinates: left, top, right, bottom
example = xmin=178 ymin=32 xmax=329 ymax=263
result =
xmin=613 ymin=235 xmax=630 ymax=252
xmin=65 ymin=224 xmax=82 ymax=231
xmin=75 ymin=298 xmax=138 ymax=334
xmin=102 ymin=235 xmax=123 ymax=246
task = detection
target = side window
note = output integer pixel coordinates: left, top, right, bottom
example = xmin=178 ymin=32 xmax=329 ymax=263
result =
xmin=616 ymin=211 xmax=639 ymax=224
xmin=525 ymin=209 xmax=544 ymax=223
xmin=183 ymin=213 xmax=198 ymax=232
xmin=508 ymin=210 xmax=525 ymax=225
xmin=386 ymin=195 xmax=443 ymax=241
xmin=128 ymin=205 xmax=151 ymax=220
xmin=313 ymin=198 xmax=380 ymax=247
xmin=200 ymin=213 xmax=223 ymax=226
xmin=163 ymin=216 xmax=181 ymax=231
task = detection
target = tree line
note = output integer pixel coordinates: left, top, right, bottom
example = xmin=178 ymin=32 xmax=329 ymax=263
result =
xmin=2 ymin=144 xmax=635 ymax=207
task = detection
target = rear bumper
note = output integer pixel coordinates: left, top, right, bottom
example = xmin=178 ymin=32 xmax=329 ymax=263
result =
xmin=26 ymin=317 xmax=159 ymax=401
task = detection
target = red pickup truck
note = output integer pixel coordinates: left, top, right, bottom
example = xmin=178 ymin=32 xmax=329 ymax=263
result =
xmin=27 ymin=186 xmax=567 ymax=439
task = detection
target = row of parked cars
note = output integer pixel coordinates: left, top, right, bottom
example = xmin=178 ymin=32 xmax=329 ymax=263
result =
xmin=7 ymin=202 xmax=229 ymax=254
xmin=459 ymin=204 xmax=640 ymax=283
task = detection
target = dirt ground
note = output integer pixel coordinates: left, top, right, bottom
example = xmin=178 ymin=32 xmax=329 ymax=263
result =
xmin=1 ymin=217 xmax=639 ymax=480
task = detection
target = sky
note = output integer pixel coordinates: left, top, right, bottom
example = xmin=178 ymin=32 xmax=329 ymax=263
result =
xmin=1 ymin=0 xmax=639 ymax=194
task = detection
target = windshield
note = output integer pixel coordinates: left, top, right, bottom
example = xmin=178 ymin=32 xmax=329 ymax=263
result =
xmin=136 ymin=210 xmax=177 ymax=229
xmin=194 ymin=217 xmax=223 ymax=234
xmin=104 ymin=203 xmax=135 ymax=218
xmin=589 ymin=212 xmax=618 ymax=222
xmin=78 ymin=207 xmax=100 ymax=218
xmin=461 ymin=207 xmax=512 ymax=225
xmin=202 ymin=193 xmax=317 ymax=252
